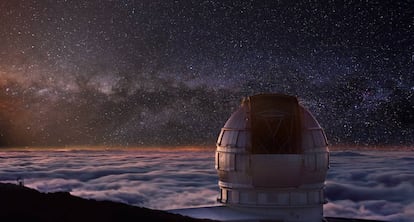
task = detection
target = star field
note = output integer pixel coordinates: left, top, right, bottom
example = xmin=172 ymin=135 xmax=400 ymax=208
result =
xmin=0 ymin=0 xmax=413 ymax=147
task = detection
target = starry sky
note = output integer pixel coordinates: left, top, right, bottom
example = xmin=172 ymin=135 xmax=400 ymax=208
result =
xmin=0 ymin=0 xmax=413 ymax=147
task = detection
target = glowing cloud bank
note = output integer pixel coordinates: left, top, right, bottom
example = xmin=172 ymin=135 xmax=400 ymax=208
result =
xmin=0 ymin=149 xmax=413 ymax=221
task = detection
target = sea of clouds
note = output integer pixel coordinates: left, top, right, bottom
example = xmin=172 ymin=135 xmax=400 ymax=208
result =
xmin=0 ymin=148 xmax=413 ymax=222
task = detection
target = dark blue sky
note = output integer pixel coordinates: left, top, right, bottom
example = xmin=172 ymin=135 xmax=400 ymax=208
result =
xmin=0 ymin=0 xmax=413 ymax=147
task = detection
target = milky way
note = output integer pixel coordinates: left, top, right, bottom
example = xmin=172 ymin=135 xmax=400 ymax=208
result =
xmin=0 ymin=1 xmax=413 ymax=147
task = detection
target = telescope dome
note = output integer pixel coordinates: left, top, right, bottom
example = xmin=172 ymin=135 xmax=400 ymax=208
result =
xmin=215 ymin=93 xmax=329 ymax=222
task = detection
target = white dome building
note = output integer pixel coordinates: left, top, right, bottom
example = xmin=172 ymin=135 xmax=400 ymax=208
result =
xmin=215 ymin=93 xmax=329 ymax=222
xmin=171 ymin=93 xmax=330 ymax=222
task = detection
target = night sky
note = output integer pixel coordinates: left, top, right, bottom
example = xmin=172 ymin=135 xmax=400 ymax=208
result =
xmin=0 ymin=0 xmax=413 ymax=147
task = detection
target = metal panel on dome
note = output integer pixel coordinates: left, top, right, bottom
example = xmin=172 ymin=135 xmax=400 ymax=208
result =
xmin=223 ymin=105 xmax=249 ymax=130
xmin=249 ymin=94 xmax=302 ymax=154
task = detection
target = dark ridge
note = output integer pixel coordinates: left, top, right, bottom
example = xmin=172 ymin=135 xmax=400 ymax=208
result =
xmin=0 ymin=183 xmax=386 ymax=222
xmin=0 ymin=183 xmax=215 ymax=222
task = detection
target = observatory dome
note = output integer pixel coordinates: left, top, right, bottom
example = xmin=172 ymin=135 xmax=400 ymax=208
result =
xmin=215 ymin=93 xmax=329 ymax=222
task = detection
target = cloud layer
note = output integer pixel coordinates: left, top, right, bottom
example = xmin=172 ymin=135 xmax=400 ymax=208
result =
xmin=323 ymin=151 xmax=414 ymax=221
xmin=0 ymin=148 xmax=219 ymax=209
xmin=0 ymin=148 xmax=413 ymax=221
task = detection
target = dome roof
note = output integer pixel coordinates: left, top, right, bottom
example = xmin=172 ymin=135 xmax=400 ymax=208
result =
xmin=218 ymin=93 xmax=327 ymax=154
xmin=223 ymin=104 xmax=249 ymax=130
